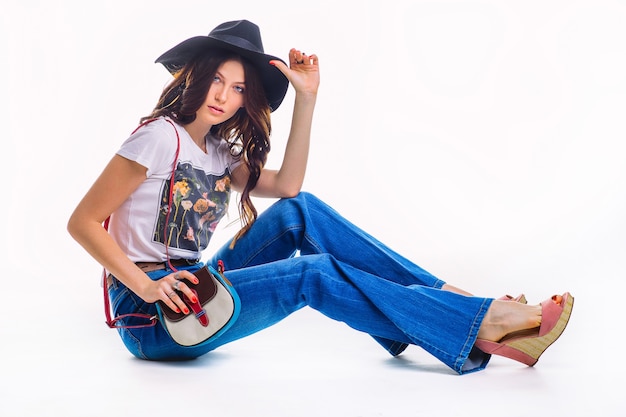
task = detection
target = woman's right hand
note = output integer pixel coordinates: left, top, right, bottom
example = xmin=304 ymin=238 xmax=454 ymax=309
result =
xmin=144 ymin=270 xmax=200 ymax=314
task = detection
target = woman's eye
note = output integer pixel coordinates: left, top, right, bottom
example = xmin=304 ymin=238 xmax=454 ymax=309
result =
xmin=234 ymin=86 xmax=245 ymax=94
xmin=213 ymin=76 xmax=221 ymax=83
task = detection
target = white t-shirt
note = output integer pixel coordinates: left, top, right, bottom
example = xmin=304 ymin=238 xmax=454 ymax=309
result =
xmin=108 ymin=117 xmax=242 ymax=262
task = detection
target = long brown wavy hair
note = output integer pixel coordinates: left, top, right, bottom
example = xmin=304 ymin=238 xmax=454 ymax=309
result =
xmin=142 ymin=49 xmax=272 ymax=247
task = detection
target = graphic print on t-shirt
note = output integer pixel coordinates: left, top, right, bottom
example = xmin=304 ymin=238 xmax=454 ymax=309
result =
xmin=154 ymin=161 xmax=231 ymax=252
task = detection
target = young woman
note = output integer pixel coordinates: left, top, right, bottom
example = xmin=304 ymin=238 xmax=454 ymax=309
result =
xmin=67 ymin=20 xmax=573 ymax=375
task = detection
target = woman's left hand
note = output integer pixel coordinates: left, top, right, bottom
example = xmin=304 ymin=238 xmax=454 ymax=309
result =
xmin=270 ymin=48 xmax=319 ymax=96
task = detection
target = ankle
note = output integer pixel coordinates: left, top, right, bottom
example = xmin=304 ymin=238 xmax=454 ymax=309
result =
xmin=477 ymin=301 xmax=541 ymax=342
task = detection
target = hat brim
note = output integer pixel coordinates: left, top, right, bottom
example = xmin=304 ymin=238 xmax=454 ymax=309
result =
xmin=155 ymin=36 xmax=289 ymax=112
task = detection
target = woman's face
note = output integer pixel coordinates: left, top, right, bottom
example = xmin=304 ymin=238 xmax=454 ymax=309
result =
xmin=196 ymin=59 xmax=246 ymax=127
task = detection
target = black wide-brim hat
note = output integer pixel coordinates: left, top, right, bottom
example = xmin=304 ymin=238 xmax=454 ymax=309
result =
xmin=155 ymin=20 xmax=289 ymax=112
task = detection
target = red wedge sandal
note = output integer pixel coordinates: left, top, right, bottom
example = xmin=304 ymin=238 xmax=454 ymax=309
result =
xmin=476 ymin=292 xmax=574 ymax=366
xmin=498 ymin=294 xmax=527 ymax=304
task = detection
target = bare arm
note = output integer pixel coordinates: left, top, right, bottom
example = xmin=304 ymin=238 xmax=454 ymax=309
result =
xmin=67 ymin=155 xmax=198 ymax=312
xmin=232 ymin=48 xmax=320 ymax=198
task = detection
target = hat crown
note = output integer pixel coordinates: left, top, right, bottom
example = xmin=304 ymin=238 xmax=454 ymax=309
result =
xmin=208 ymin=20 xmax=264 ymax=54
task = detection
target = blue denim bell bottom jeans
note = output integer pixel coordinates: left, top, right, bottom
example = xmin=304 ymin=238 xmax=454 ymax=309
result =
xmin=108 ymin=192 xmax=493 ymax=374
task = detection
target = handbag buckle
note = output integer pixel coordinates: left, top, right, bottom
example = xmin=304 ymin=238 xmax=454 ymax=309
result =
xmin=184 ymin=289 xmax=209 ymax=327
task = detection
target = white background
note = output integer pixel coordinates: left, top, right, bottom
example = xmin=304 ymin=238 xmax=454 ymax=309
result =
xmin=1 ymin=1 xmax=624 ymax=416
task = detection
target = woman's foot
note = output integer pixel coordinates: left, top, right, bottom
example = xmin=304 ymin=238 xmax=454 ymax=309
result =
xmin=477 ymin=299 xmax=542 ymax=342
xmin=475 ymin=293 xmax=574 ymax=366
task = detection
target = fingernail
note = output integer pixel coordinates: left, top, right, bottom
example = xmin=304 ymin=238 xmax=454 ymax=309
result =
xmin=183 ymin=308 xmax=189 ymax=314
xmin=191 ymin=297 xmax=198 ymax=303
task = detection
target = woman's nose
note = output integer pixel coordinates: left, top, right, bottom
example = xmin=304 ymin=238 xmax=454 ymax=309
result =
xmin=215 ymin=86 xmax=227 ymax=103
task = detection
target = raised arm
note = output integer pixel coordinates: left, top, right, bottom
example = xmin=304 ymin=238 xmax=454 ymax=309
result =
xmin=232 ymin=48 xmax=320 ymax=198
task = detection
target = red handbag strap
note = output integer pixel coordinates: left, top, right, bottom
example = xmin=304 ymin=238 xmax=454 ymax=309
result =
xmin=102 ymin=118 xmax=181 ymax=329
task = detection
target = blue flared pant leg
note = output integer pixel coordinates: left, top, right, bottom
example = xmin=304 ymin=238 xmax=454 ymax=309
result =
xmin=210 ymin=192 xmax=491 ymax=373
xmin=110 ymin=192 xmax=493 ymax=374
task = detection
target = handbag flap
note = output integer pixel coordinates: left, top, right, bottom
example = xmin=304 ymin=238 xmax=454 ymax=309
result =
xmin=157 ymin=266 xmax=218 ymax=322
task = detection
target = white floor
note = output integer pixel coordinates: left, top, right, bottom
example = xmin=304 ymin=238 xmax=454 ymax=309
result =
xmin=2 ymin=269 xmax=621 ymax=417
